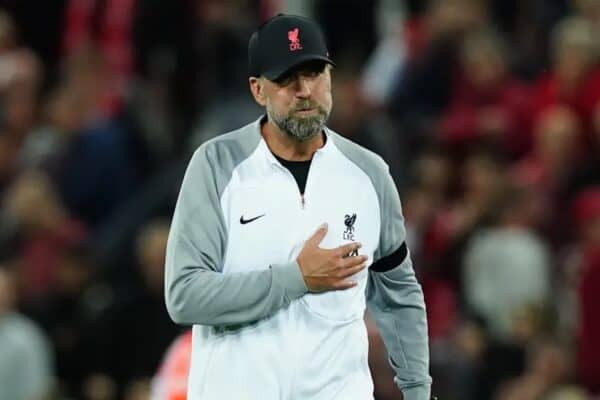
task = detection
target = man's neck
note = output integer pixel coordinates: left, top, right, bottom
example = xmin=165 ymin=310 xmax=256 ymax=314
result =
xmin=261 ymin=120 xmax=324 ymax=161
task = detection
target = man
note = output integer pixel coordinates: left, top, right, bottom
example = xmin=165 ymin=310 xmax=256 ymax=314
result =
xmin=165 ymin=14 xmax=431 ymax=400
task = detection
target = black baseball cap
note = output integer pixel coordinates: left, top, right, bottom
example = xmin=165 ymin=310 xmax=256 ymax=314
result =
xmin=248 ymin=14 xmax=335 ymax=81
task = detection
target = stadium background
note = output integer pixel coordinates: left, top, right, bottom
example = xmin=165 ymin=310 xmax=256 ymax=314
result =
xmin=0 ymin=0 xmax=599 ymax=399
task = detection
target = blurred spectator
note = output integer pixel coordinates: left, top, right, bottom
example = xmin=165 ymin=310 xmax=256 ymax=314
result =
xmin=0 ymin=53 xmax=42 ymax=137
xmin=572 ymin=187 xmax=600 ymax=393
xmin=22 ymin=241 xmax=111 ymax=398
xmin=403 ymin=149 xmax=453 ymax=259
xmin=359 ymin=1 xmax=407 ymax=108
xmin=566 ymin=102 xmax=600 ymax=197
xmin=532 ymin=16 xmax=600 ymax=149
xmin=0 ymin=9 xmax=43 ymax=188
xmin=462 ymin=185 xmax=551 ymax=341
xmin=328 ymin=70 xmax=404 ymax=184
xmin=429 ymin=316 xmax=493 ymax=399
xmin=512 ymin=106 xmax=582 ymax=240
xmin=424 ymin=149 xmax=505 ymax=279
xmin=487 ymin=0 xmax=569 ymax=80
xmin=131 ymin=0 xmax=197 ymax=152
xmin=390 ymin=0 xmax=488 ymax=142
xmin=418 ymin=149 xmax=508 ymax=348
xmin=191 ymin=0 xmax=260 ymax=109
xmin=61 ymin=0 xmax=138 ymax=116
xmin=0 ymin=9 xmax=41 ymax=93
xmin=3 ymin=170 xmax=87 ymax=301
xmin=0 ymin=266 xmax=54 ymax=400
xmin=0 ymin=1 xmax=66 ymax=83
xmin=403 ymin=150 xmax=457 ymax=340
xmin=48 ymin=48 xmax=139 ymax=228
xmin=401 ymin=150 xmax=458 ymax=344
xmin=496 ymin=340 xmax=573 ymax=400
xmin=93 ymin=220 xmax=181 ymax=397
xmin=16 ymin=83 xmax=78 ymax=173
xmin=438 ymin=28 xmax=533 ymax=157
xmin=578 ymin=245 xmax=600 ymax=393
xmin=174 ymin=0 xmax=265 ymax=152
xmin=0 ymin=72 xmax=43 ymax=188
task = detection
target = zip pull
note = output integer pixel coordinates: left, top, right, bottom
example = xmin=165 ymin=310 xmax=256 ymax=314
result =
xmin=301 ymin=194 xmax=306 ymax=209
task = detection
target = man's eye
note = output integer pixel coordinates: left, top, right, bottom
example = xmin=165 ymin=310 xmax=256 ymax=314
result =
xmin=276 ymin=75 xmax=294 ymax=86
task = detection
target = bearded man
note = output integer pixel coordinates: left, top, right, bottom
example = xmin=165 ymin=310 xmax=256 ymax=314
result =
xmin=164 ymin=13 xmax=432 ymax=400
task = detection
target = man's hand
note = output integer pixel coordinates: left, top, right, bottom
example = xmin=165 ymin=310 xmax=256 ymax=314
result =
xmin=296 ymin=223 xmax=368 ymax=292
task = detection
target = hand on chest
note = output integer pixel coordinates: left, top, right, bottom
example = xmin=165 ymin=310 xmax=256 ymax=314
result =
xmin=222 ymin=168 xmax=380 ymax=272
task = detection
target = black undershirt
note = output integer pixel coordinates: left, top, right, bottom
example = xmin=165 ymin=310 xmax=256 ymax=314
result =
xmin=271 ymin=133 xmax=327 ymax=195
xmin=274 ymin=155 xmax=312 ymax=194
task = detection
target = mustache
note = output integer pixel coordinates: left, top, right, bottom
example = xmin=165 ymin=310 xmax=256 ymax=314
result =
xmin=291 ymin=101 xmax=323 ymax=112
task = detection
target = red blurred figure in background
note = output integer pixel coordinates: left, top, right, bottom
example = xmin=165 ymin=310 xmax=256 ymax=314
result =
xmin=439 ymin=28 xmax=533 ymax=157
xmin=574 ymin=187 xmax=600 ymax=393
xmin=532 ymin=16 xmax=600 ymax=153
xmin=151 ymin=330 xmax=192 ymax=400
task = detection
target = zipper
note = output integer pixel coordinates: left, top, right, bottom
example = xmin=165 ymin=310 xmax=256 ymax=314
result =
xmin=277 ymin=151 xmax=319 ymax=211
xmin=281 ymin=168 xmax=306 ymax=210
xmin=284 ymin=162 xmax=315 ymax=211
xmin=300 ymin=152 xmax=318 ymax=210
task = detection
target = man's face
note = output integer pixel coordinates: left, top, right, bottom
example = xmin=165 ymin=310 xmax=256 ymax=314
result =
xmin=254 ymin=61 xmax=333 ymax=141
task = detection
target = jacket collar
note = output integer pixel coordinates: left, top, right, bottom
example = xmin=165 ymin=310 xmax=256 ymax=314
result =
xmin=253 ymin=115 xmax=333 ymax=166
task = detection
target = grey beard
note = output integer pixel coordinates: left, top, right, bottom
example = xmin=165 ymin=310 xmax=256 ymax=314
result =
xmin=268 ymin=105 xmax=329 ymax=142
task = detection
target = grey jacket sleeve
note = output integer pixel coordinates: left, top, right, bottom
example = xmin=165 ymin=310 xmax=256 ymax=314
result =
xmin=164 ymin=144 xmax=308 ymax=326
xmin=366 ymin=169 xmax=432 ymax=400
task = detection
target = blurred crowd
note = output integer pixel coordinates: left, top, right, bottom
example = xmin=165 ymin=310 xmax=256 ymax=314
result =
xmin=0 ymin=0 xmax=599 ymax=399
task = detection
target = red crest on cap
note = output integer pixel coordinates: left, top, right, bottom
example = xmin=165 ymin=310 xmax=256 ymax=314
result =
xmin=288 ymin=28 xmax=302 ymax=51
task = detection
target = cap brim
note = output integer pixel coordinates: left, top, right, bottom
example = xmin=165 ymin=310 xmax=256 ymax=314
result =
xmin=262 ymin=54 xmax=335 ymax=81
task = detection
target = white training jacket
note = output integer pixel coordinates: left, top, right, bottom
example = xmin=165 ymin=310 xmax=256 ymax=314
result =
xmin=165 ymin=117 xmax=431 ymax=400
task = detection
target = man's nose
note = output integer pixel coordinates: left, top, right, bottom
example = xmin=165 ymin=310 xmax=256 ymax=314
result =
xmin=294 ymin=76 xmax=312 ymax=98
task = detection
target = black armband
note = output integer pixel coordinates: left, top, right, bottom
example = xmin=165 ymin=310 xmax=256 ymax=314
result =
xmin=370 ymin=242 xmax=408 ymax=272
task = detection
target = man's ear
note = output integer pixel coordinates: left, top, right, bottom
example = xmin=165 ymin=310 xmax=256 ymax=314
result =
xmin=249 ymin=77 xmax=267 ymax=106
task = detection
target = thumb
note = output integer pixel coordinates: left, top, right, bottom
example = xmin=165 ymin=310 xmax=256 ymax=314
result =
xmin=307 ymin=223 xmax=328 ymax=247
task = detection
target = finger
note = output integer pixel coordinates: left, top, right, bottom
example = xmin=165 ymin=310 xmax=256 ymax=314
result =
xmin=339 ymin=255 xmax=368 ymax=269
xmin=336 ymin=241 xmax=362 ymax=258
xmin=337 ymin=262 xmax=367 ymax=278
xmin=306 ymin=223 xmax=328 ymax=247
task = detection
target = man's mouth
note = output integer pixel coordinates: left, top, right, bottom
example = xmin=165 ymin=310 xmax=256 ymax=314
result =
xmin=294 ymin=107 xmax=317 ymax=115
